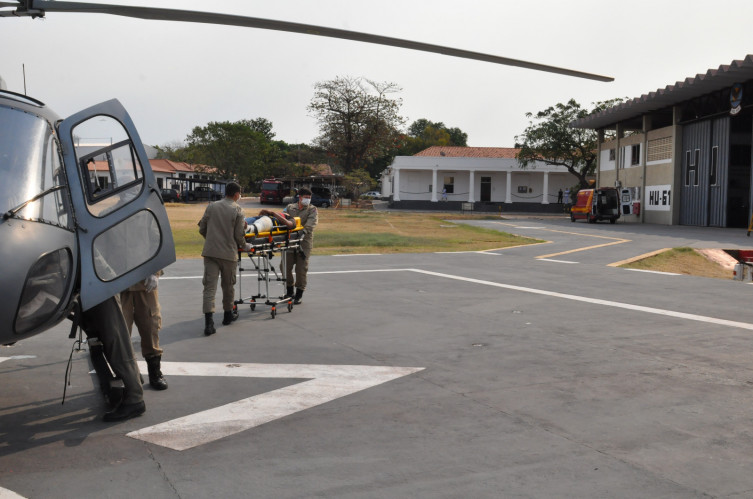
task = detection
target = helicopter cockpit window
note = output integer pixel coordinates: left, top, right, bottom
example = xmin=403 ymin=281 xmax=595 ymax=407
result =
xmin=0 ymin=105 xmax=72 ymax=229
xmin=73 ymin=115 xmax=144 ymax=218
xmin=92 ymin=209 xmax=161 ymax=282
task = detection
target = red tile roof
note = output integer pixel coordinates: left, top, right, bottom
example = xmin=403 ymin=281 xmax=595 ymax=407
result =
xmin=414 ymin=146 xmax=520 ymax=158
xmin=87 ymin=159 xmax=213 ymax=175
xmin=149 ymin=159 xmax=208 ymax=173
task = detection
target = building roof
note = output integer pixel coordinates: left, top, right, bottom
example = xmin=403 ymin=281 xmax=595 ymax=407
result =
xmin=87 ymin=158 xmax=214 ymax=175
xmin=149 ymin=159 xmax=200 ymax=173
xmin=572 ymin=54 xmax=753 ymax=130
xmin=415 ymin=146 xmax=520 ymax=158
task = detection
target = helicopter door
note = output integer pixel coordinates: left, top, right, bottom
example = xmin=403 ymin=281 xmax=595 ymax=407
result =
xmin=58 ymin=99 xmax=175 ymax=311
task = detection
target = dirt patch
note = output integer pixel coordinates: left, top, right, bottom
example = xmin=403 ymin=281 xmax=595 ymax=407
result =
xmin=696 ymin=248 xmax=738 ymax=271
xmin=619 ymin=247 xmax=733 ymax=280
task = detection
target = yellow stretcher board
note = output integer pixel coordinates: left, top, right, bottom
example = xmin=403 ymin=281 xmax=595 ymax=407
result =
xmin=243 ymin=215 xmax=304 ymax=251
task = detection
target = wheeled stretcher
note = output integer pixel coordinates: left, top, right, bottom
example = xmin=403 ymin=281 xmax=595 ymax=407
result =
xmin=233 ymin=215 xmax=305 ymax=319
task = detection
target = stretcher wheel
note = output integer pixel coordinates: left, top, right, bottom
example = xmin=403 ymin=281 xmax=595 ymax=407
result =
xmin=250 ymin=303 xmax=256 ymax=311
xmin=271 ymin=307 xmax=276 ymax=319
xmin=287 ymin=302 xmax=293 ymax=312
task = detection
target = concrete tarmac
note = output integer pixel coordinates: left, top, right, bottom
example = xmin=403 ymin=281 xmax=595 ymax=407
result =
xmin=3 ymin=215 xmax=753 ymax=498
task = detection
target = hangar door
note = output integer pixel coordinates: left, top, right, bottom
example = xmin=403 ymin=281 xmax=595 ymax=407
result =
xmin=680 ymin=118 xmax=729 ymax=226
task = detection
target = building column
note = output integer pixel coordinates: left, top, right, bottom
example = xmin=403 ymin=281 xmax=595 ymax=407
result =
xmin=505 ymin=171 xmax=512 ymax=203
xmin=393 ymin=168 xmax=401 ymax=201
xmin=468 ymin=169 xmax=476 ymax=203
xmin=641 ymin=115 xmax=650 ymax=224
xmin=541 ymin=171 xmax=549 ymax=204
xmin=431 ymin=167 xmax=438 ymax=202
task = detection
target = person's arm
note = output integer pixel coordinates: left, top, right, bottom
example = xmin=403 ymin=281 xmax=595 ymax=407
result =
xmin=260 ymin=209 xmax=296 ymax=229
xmin=198 ymin=205 xmax=210 ymax=238
xmin=303 ymin=207 xmax=318 ymax=231
xmin=233 ymin=210 xmax=246 ymax=248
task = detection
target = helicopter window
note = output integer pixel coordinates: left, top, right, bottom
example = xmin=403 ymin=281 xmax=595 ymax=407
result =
xmin=91 ymin=209 xmax=161 ymax=282
xmin=15 ymin=248 xmax=73 ymax=335
xmin=0 ymin=105 xmax=71 ymax=228
xmin=73 ymin=115 xmax=144 ymax=217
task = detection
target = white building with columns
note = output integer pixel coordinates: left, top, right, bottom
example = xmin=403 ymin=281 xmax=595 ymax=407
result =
xmin=384 ymin=147 xmax=576 ymax=210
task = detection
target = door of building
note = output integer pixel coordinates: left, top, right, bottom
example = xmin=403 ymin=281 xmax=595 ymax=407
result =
xmin=480 ymin=177 xmax=491 ymax=202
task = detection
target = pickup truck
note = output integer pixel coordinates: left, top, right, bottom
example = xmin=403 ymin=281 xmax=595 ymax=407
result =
xmin=185 ymin=186 xmax=222 ymax=202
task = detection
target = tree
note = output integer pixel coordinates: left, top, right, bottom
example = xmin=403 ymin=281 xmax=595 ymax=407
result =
xmin=247 ymin=117 xmax=275 ymax=141
xmin=407 ymin=119 xmax=468 ymax=146
xmin=183 ymin=119 xmax=281 ymax=186
xmin=308 ymin=76 xmax=405 ymax=173
xmin=342 ymin=168 xmax=375 ymax=200
xmin=401 ymin=118 xmax=469 ymax=156
xmin=515 ymin=98 xmax=623 ymax=189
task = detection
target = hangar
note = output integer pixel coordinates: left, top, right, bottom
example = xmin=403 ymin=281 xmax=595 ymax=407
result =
xmin=573 ymin=55 xmax=753 ymax=227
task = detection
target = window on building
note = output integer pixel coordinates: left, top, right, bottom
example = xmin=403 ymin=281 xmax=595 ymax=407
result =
xmin=647 ymin=136 xmax=672 ymax=162
xmin=631 ymin=144 xmax=640 ymax=165
xmin=443 ymin=176 xmax=454 ymax=194
xmin=608 ymin=149 xmax=615 ymax=161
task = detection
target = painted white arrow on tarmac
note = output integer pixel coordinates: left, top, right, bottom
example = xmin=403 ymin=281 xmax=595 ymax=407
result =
xmin=0 ymin=486 xmax=26 ymax=498
xmin=127 ymin=362 xmax=424 ymax=451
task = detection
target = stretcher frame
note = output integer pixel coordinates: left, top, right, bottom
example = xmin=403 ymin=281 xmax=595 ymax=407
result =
xmin=233 ymin=224 xmax=305 ymax=319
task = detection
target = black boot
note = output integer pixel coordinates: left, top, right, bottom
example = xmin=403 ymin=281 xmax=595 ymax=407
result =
xmin=88 ymin=339 xmax=123 ymax=407
xmin=103 ymin=399 xmax=146 ymax=422
xmin=204 ymin=313 xmax=216 ymax=336
xmin=293 ymin=288 xmax=304 ymax=305
xmin=146 ymin=355 xmax=168 ymax=390
xmin=285 ymin=286 xmax=294 ymax=298
xmin=222 ymin=309 xmax=238 ymax=325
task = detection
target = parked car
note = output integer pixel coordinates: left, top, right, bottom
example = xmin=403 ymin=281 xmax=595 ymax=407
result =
xmin=289 ymin=187 xmax=333 ymax=208
xmin=362 ymin=191 xmax=382 ymax=199
xmin=185 ymin=185 xmax=222 ymax=202
xmin=160 ymin=188 xmax=181 ymax=203
xmin=309 ymin=187 xmax=333 ymax=208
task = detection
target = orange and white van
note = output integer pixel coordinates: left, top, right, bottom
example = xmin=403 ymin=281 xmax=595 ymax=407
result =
xmin=570 ymin=187 xmax=620 ymax=224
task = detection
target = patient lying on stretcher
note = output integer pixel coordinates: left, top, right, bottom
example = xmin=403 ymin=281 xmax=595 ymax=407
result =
xmin=244 ymin=209 xmax=300 ymax=237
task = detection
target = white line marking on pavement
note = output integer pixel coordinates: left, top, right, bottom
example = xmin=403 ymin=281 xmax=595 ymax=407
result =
xmin=537 ymin=258 xmax=579 ymax=264
xmin=311 ymin=269 xmax=414 ymax=274
xmin=0 ymin=486 xmax=27 ymax=498
xmin=332 ymin=253 xmax=383 ymax=256
xmin=0 ymin=356 xmax=36 ymax=364
xmin=162 ymin=267 xmax=749 ymax=330
xmin=127 ymin=362 xmax=423 ymax=451
xmin=409 ymin=269 xmax=753 ymax=331
xmin=161 ymin=269 xmax=414 ymax=280
xmin=624 ymin=268 xmax=680 ymax=276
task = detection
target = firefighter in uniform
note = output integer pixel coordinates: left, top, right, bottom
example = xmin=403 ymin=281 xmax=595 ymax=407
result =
xmin=120 ymin=271 xmax=168 ymax=390
xmin=284 ymin=187 xmax=318 ymax=304
xmin=198 ymin=182 xmax=249 ymax=335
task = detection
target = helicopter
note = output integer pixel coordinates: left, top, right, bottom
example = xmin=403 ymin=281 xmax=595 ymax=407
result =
xmin=0 ymin=1 xmax=612 ymax=347
xmin=0 ymin=89 xmax=175 ymax=345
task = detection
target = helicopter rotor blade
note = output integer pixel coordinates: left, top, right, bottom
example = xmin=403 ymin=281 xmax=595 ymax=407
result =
xmin=0 ymin=1 xmax=22 ymax=11
xmin=9 ymin=1 xmax=613 ymax=82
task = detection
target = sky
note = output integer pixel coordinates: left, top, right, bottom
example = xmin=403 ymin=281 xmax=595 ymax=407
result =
xmin=2 ymin=0 xmax=753 ymax=149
